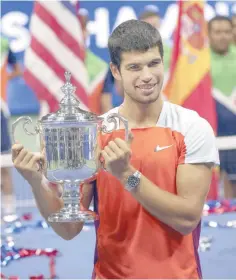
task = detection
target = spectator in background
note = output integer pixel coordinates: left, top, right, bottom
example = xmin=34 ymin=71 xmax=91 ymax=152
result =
xmin=208 ymin=16 xmax=236 ymax=198
xmin=232 ymin=14 xmax=236 ymax=47
xmin=138 ymin=8 xmax=171 ymax=72
xmin=1 ymin=36 xmax=22 ymax=220
xmin=79 ymin=9 xmax=108 ymax=115
xmin=100 ymin=68 xmax=124 ymax=114
xmin=101 ymin=7 xmax=171 ymax=114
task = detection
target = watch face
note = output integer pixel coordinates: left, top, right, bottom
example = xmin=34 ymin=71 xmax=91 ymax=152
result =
xmin=127 ymin=175 xmax=140 ymax=188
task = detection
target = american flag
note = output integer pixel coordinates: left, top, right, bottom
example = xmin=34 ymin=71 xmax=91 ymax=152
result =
xmin=24 ymin=0 xmax=88 ymax=113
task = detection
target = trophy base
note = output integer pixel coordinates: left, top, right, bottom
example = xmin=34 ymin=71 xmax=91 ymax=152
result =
xmin=47 ymin=207 xmax=96 ymax=223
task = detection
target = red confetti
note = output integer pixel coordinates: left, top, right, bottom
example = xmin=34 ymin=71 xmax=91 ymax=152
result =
xmin=22 ymin=213 xmax=33 ymax=221
xmin=50 ymin=256 xmax=56 ymax=279
xmin=203 ymin=200 xmax=236 ymax=216
xmin=1 ymin=248 xmax=60 ymax=279
xmin=1 ymin=276 xmax=19 ymax=280
xmin=29 ymin=275 xmax=44 ymax=279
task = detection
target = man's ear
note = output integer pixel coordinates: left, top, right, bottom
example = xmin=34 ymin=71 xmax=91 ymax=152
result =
xmin=110 ymin=62 xmax=122 ymax=81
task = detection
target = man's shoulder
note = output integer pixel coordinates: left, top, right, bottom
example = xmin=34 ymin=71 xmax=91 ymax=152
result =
xmin=160 ymin=102 xmax=202 ymax=135
xmin=163 ymin=103 xmax=218 ymax=164
xmin=165 ymin=101 xmax=199 ymax=116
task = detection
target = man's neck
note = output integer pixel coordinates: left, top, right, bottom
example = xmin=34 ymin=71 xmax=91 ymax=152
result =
xmin=211 ymin=46 xmax=229 ymax=56
xmin=118 ymin=97 xmax=163 ymax=128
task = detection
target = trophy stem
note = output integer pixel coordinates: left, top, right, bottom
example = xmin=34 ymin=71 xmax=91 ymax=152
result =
xmin=47 ymin=181 xmax=96 ymax=223
xmin=61 ymin=181 xmax=80 ymax=211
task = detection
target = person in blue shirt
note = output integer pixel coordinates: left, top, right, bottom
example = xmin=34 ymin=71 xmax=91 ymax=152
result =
xmin=1 ymin=37 xmax=22 ymax=221
xmin=101 ymin=69 xmax=124 ymax=113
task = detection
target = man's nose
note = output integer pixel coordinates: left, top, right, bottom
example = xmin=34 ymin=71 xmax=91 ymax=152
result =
xmin=140 ymin=66 xmax=152 ymax=83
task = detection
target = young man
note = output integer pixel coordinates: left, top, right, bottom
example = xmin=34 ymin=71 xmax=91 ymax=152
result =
xmin=101 ymin=8 xmax=171 ymax=114
xmin=12 ymin=20 xmax=219 ymax=279
xmin=208 ymin=16 xmax=236 ymax=197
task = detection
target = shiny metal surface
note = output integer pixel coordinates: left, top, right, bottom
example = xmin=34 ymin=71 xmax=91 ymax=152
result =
xmin=43 ymin=124 xmax=98 ymax=183
xmin=12 ymin=116 xmax=40 ymax=144
xmin=41 ymin=71 xmax=98 ymax=123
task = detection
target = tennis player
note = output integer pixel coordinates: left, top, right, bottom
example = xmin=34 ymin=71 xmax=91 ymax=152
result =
xmin=12 ymin=20 xmax=219 ymax=279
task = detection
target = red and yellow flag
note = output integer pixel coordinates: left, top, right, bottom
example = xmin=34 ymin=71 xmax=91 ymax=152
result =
xmin=164 ymin=0 xmax=217 ymax=132
xmin=164 ymin=0 xmax=218 ymax=200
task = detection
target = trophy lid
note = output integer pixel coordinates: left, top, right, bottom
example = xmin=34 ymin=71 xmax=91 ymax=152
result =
xmin=40 ymin=71 xmax=99 ymax=124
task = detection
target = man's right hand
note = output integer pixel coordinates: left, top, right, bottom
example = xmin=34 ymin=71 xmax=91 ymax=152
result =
xmin=12 ymin=143 xmax=45 ymax=186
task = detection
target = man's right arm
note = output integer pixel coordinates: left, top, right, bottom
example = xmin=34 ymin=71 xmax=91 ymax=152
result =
xmin=12 ymin=143 xmax=94 ymax=240
xmin=31 ymin=180 xmax=93 ymax=240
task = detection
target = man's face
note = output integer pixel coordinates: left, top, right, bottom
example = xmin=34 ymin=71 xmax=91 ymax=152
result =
xmin=232 ymin=16 xmax=236 ymax=43
xmin=111 ymin=47 xmax=164 ymax=105
xmin=209 ymin=20 xmax=233 ymax=54
xmin=142 ymin=15 xmax=161 ymax=30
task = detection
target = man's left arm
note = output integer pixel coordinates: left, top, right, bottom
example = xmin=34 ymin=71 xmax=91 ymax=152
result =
xmin=120 ymin=118 xmax=219 ymax=235
xmin=120 ymin=163 xmax=212 ymax=236
xmin=102 ymin=117 xmax=220 ymax=236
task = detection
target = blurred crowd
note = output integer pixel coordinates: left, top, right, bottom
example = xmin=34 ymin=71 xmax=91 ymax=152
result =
xmin=1 ymin=7 xmax=236 ymax=218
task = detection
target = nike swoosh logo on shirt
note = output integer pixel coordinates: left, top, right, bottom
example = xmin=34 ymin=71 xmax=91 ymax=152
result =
xmin=154 ymin=145 xmax=173 ymax=152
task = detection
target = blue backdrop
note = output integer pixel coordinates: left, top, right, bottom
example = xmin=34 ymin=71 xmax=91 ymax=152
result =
xmin=1 ymin=1 xmax=236 ymax=115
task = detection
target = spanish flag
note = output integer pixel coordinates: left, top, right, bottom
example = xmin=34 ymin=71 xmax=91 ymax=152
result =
xmin=164 ymin=0 xmax=217 ymax=131
xmin=163 ymin=0 xmax=218 ymax=199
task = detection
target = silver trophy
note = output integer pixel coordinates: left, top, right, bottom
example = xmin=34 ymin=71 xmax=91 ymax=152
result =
xmin=12 ymin=71 xmax=129 ymax=223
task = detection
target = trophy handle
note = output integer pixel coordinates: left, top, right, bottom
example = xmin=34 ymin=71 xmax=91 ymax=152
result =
xmin=97 ymin=113 xmax=129 ymax=171
xmin=100 ymin=113 xmax=129 ymax=141
xmin=12 ymin=116 xmax=44 ymax=171
xmin=12 ymin=116 xmax=40 ymax=144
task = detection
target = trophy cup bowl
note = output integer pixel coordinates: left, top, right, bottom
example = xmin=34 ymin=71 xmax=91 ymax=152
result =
xmin=12 ymin=71 xmax=129 ymax=223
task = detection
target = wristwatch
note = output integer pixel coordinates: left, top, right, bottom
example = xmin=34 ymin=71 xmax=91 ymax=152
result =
xmin=125 ymin=170 xmax=141 ymax=192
